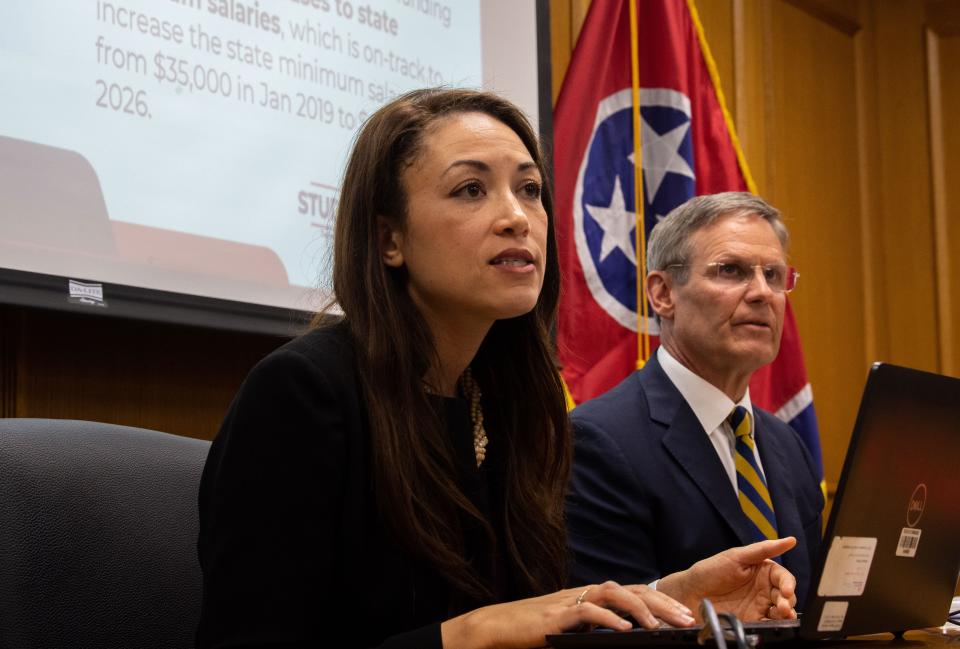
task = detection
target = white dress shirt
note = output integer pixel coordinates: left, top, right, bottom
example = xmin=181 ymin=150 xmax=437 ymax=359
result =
xmin=656 ymin=346 xmax=768 ymax=492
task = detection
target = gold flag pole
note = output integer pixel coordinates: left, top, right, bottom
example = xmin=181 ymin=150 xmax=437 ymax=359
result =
xmin=629 ymin=0 xmax=650 ymax=368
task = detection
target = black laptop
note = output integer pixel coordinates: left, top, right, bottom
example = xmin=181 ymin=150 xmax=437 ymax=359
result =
xmin=548 ymin=362 xmax=960 ymax=647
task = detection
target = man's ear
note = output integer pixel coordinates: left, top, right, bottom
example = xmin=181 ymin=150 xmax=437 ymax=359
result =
xmin=377 ymin=216 xmax=404 ymax=268
xmin=647 ymin=271 xmax=676 ymax=320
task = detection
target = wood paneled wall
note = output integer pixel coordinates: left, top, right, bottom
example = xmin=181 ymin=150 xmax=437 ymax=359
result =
xmin=0 ymin=305 xmax=284 ymax=440
xmin=550 ymin=0 xmax=960 ymax=496
xmin=927 ymin=1 xmax=960 ymax=376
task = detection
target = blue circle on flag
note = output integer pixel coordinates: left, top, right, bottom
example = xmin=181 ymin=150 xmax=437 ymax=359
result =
xmin=578 ymin=93 xmax=696 ymax=318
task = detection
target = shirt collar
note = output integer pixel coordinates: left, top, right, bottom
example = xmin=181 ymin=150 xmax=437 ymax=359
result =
xmin=656 ymin=346 xmax=753 ymax=435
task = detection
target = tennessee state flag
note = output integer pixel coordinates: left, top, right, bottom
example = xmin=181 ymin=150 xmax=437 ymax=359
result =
xmin=554 ymin=0 xmax=824 ymax=483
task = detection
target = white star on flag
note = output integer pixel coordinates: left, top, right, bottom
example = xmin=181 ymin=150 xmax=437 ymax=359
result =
xmin=627 ymin=116 xmax=695 ymax=202
xmin=585 ymin=175 xmax=637 ymax=267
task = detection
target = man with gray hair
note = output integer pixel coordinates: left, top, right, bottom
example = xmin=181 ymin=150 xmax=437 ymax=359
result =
xmin=565 ymin=192 xmax=823 ymax=610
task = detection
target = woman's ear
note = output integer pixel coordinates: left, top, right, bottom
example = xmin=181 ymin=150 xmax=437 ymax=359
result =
xmin=377 ymin=216 xmax=404 ymax=268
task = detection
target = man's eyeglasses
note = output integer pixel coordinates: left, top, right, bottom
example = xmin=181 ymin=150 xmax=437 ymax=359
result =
xmin=666 ymin=261 xmax=799 ymax=293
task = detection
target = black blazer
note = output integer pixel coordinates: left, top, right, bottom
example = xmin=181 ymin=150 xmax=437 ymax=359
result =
xmin=196 ymin=324 xmax=500 ymax=649
xmin=566 ymin=354 xmax=823 ymax=608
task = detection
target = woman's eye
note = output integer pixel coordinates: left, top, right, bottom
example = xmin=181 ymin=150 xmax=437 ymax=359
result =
xmin=457 ymin=181 xmax=483 ymax=198
xmin=521 ymin=181 xmax=542 ymax=199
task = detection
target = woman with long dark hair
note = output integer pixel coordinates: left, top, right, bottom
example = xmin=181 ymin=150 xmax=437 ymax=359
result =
xmin=196 ymin=88 xmax=797 ymax=649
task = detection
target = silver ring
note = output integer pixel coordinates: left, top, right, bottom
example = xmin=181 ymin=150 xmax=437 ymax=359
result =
xmin=576 ymin=587 xmax=591 ymax=606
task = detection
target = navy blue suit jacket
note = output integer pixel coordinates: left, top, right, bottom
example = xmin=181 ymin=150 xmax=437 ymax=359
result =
xmin=566 ymin=355 xmax=823 ymax=609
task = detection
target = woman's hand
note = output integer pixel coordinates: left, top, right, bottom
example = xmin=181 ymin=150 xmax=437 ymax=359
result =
xmin=657 ymin=536 xmax=799 ymax=622
xmin=440 ymin=581 xmax=695 ymax=649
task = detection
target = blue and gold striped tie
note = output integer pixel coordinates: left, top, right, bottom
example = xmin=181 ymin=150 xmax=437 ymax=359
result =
xmin=729 ymin=406 xmax=779 ymax=542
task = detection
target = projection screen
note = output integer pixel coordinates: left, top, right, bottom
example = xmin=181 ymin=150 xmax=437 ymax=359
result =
xmin=0 ymin=0 xmax=551 ymax=333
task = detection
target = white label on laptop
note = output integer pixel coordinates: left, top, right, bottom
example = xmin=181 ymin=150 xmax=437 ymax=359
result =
xmin=895 ymin=527 xmax=921 ymax=557
xmin=817 ymin=536 xmax=877 ymax=596
xmin=817 ymin=601 xmax=850 ymax=632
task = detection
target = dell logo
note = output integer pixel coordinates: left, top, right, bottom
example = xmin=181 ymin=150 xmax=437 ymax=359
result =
xmin=906 ymin=483 xmax=927 ymax=527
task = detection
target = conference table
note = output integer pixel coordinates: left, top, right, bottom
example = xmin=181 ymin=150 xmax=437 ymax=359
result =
xmin=808 ymin=627 xmax=960 ymax=649
xmin=546 ymin=627 xmax=960 ymax=648
xmin=820 ymin=629 xmax=960 ymax=648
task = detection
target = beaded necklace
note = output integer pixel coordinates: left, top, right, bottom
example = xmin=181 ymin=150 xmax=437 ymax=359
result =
xmin=459 ymin=367 xmax=488 ymax=467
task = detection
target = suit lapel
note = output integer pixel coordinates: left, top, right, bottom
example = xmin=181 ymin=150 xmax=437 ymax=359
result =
xmin=641 ymin=357 xmax=757 ymax=546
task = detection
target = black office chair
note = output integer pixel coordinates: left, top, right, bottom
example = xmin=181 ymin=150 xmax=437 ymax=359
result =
xmin=0 ymin=418 xmax=211 ymax=649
